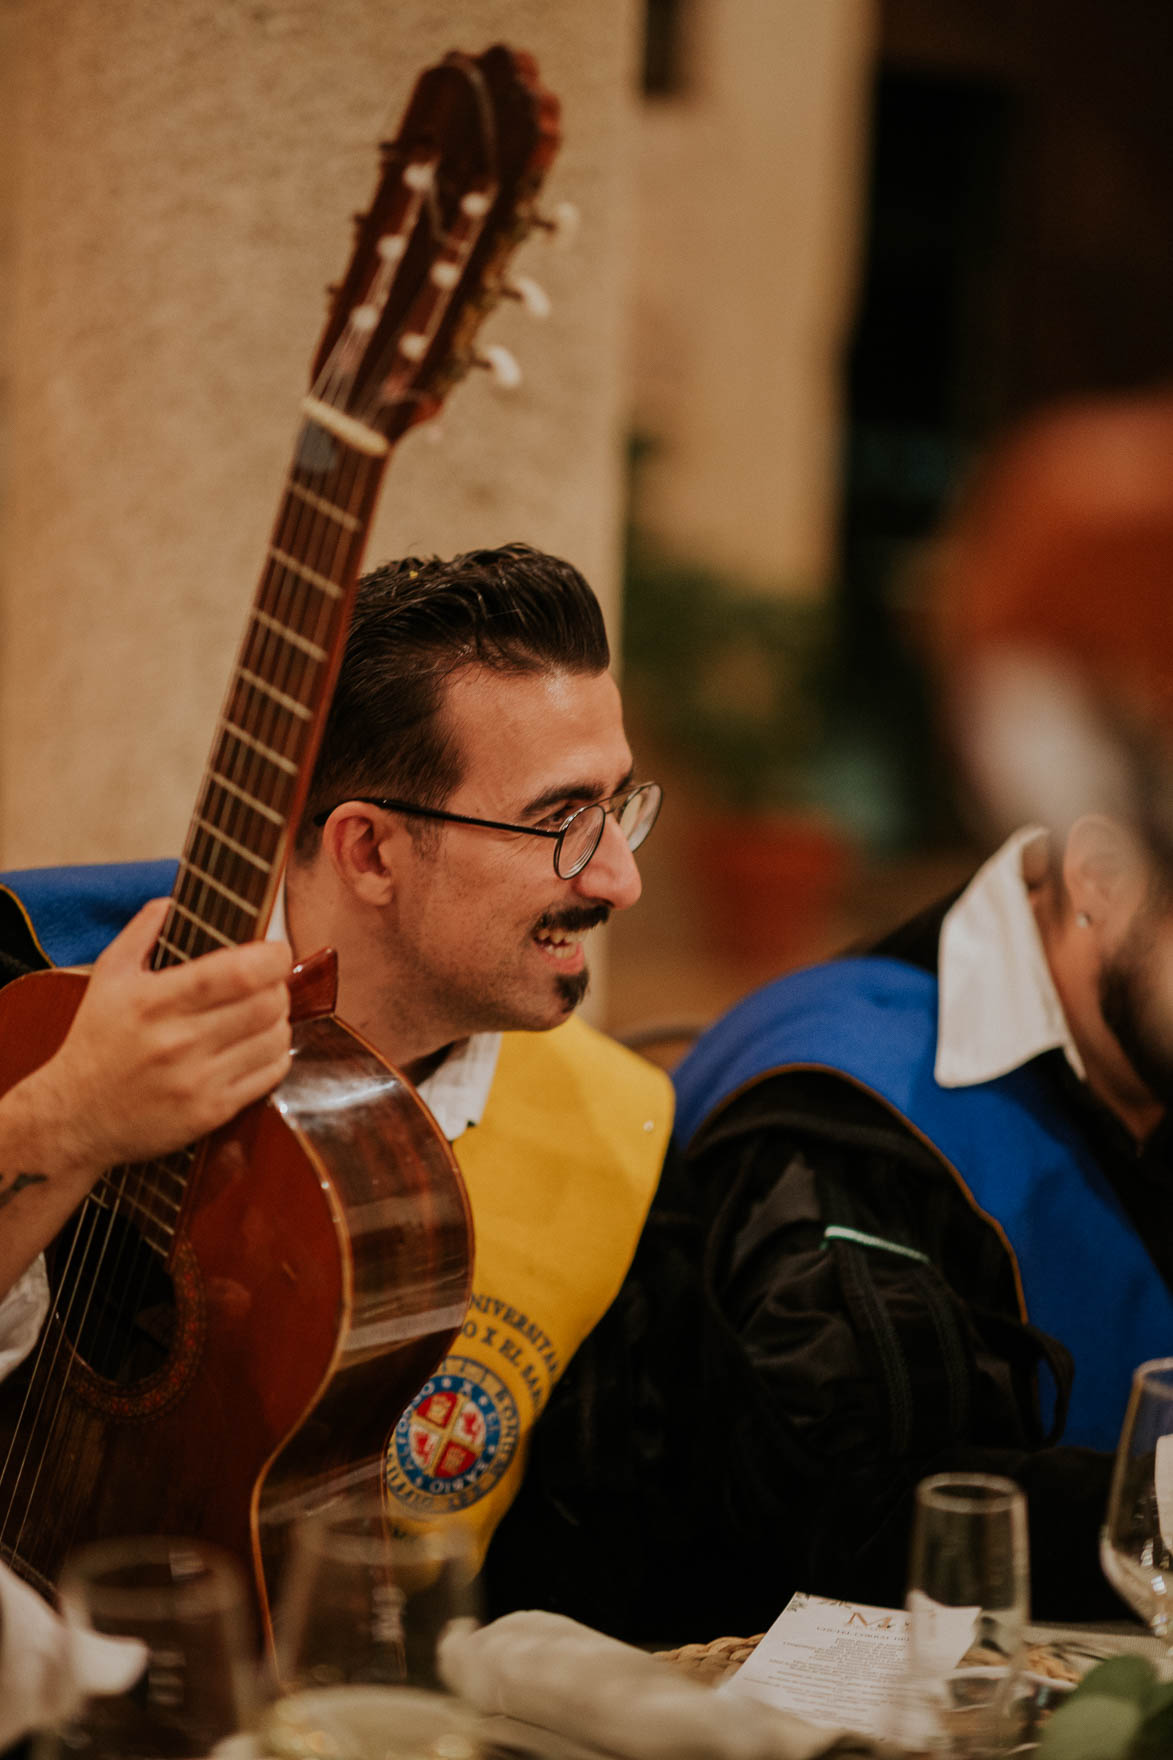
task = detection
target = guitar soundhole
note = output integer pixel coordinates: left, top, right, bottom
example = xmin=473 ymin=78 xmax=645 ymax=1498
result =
xmin=48 ymin=1210 xmax=176 ymax=1386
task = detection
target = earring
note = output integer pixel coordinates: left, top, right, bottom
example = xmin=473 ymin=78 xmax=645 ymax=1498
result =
xmin=1075 ymin=911 xmax=1091 ymax=928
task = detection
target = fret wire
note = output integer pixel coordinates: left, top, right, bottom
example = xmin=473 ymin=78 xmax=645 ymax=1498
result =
xmin=156 ymin=902 xmax=204 ymax=967
xmin=96 ymin=1194 xmax=168 ymax=1258
xmin=176 ymin=821 xmax=267 ymax=941
xmin=251 ymin=607 xmax=328 ymax=663
xmin=217 ymin=717 xmax=299 ymax=777
xmin=237 ymin=667 xmax=313 ymax=721
xmin=115 ymin=1187 xmax=181 ymax=1225
xmin=243 ymin=468 xmax=361 ymax=796
xmin=178 ymin=858 xmax=258 ymax=918
xmin=124 ymin=1193 xmax=181 ymax=1224
xmin=269 ymin=547 xmax=345 ymax=600
xmin=188 ymin=834 xmax=263 ymax=902
xmin=275 ymin=494 xmax=349 ymax=588
xmin=287 ymin=480 xmax=361 ymax=532
xmin=174 ymin=886 xmax=251 ymax=954
xmin=169 ymin=897 xmax=236 ymax=947
xmin=120 ymin=1176 xmax=184 ymax=1214
xmin=193 ymin=813 xmax=273 ymax=873
xmin=207 ymin=772 xmax=285 ymax=825
xmin=201 ymin=766 xmax=284 ymax=828
xmin=155 ymin=932 xmax=192 ymax=963
xmin=238 ymin=629 xmax=316 ymax=759
xmin=209 ymin=727 xmax=295 ymax=826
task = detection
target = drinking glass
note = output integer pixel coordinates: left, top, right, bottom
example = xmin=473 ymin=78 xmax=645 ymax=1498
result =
xmin=899 ymin=1472 xmax=1030 ymax=1757
xmin=42 ymin=1535 xmax=254 ymax=1760
xmin=1101 ymin=1356 xmax=1173 ymax=1640
xmin=260 ymin=1494 xmax=482 ymax=1760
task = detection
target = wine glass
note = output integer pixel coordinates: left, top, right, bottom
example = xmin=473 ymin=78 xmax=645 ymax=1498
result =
xmin=41 ymin=1535 xmax=254 ymax=1760
xmin=260 ymin=1493 xmax=482 ymax=1760
xmin=899 ymin=1472 xmax=1030 ymax=1757
xmin=1101 ymin=1356 xmax=1173 ymax=1640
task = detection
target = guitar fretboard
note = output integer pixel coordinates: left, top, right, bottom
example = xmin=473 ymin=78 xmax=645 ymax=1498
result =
xmin=153 ymin=416 xmax=386 ymax=970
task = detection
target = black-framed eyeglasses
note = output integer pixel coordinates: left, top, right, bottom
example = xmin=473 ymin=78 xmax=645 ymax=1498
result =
xmin=313 ymin=781 xmax=662 ymax=879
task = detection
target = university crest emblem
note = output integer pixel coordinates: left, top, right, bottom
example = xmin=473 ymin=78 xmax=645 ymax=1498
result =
xmin=384 ymin=1356 xmax=520 ymax=1512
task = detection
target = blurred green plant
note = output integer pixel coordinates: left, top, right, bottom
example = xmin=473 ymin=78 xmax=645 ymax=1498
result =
xmin=622 ymin=530 xmax=836 ymax=815
xmin=1037 ymin=1655 xmax=1173 ymax=1759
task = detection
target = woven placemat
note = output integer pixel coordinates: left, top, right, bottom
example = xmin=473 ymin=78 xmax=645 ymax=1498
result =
xmin=654 ymin=1633 xmax=764 ymax=1687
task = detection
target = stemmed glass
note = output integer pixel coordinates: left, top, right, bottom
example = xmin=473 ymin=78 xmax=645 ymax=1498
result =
xmin=39 ymin=1536 xmax=254 ymax=1760
xmin=260 ymin=1493 xmax=482 ymax=1760
xmin=1101 ymin=1356 xmax=1173 ymax=1640
xmin=899 ymin=1473 xmax=1030 ymax=1757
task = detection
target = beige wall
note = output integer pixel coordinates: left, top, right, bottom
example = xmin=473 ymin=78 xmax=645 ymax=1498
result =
xmin=633 ymin=0 xmax=875 ymax=594
xmin=0 ymin=0 xmax=640 ymax=868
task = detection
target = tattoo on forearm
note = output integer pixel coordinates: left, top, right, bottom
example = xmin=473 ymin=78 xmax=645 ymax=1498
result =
xmin=0 ymin=1172 xmax=48 ymax=1212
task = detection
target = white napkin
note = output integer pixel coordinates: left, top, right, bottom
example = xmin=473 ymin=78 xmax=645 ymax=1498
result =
xmin=438 ymin=1610 xmax=891 ymax=1760
xmin=0 ymin=1559 xmax=148 ymax=1747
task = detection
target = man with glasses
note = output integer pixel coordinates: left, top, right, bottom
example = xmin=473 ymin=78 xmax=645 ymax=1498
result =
xmin=0 ymin=542 xmax=671 ymax=1583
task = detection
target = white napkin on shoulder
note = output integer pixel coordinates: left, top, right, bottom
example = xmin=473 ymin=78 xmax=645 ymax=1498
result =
xmin=438 ymin=1611 xmax=892 ymax=1760
xmin=0 ymin=1559 xmax=147 ymax=1748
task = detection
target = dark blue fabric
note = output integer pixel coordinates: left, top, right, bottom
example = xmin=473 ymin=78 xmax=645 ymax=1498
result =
xmin=674 ymin=956 xmax=1173 ymax=1452
xmin=0 ymin=860 xmax=177 ymax=968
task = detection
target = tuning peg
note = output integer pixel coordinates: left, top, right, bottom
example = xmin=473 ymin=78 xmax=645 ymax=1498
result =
xmin=474 ymin=345 xmax=523 ymax=391
xmin=532 ymin=201 xmax=580 ymax=246
xmin=503 ymin=275 xmax=551 ymax=320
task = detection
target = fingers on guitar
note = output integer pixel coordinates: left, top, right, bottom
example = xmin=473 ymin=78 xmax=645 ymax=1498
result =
xmin=162 ymin=938 xmax=293 ymax=1012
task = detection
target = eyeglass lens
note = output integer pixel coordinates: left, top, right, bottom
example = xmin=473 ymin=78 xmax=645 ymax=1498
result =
xmin=555 ymin=785 xmax=661 ymax=879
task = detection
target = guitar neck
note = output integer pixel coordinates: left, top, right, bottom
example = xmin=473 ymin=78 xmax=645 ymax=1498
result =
xmin=155 ymin=411 xmax=389 ymax=968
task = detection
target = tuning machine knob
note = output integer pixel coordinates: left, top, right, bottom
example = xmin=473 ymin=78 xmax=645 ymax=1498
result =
xmin=532 ymin=201 xmax=580 ymax=246
xmin=473 ymin=345 xmax=523 ymax=390
xmin=503 ymin=275 xmax=551 ymax=320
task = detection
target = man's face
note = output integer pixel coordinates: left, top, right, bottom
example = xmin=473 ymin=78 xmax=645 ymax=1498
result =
xmin=377 ymin=664 xmax=643 ymax=1050
xmin=1099 ymin=884 xmax=1173 ymax=1110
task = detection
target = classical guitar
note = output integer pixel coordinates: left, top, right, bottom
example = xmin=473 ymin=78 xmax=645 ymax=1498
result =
xmin=0 ymin=44 xmax=560 ymax=1633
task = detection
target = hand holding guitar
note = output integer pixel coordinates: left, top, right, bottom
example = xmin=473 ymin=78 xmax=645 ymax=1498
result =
xmin=0 ymin=899 xmax=292 ymax=1299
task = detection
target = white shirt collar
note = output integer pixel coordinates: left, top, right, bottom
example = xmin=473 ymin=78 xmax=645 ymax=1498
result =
xmin=267 ymin=885 xmax=500 ymax=1142
xmin=935 ymin=825 xmax=1086 ymax=1088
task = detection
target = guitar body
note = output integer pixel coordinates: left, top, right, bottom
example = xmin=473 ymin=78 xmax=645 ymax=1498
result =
xmin=0 ymin=965 xmax=472 ymax=1630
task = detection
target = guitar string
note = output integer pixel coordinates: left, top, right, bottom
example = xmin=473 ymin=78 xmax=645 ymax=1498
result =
xmin=32 ymin=1187 xmax=160 ymax=1566
xmin=46 ymin=1155 xmax=197 ymax=1570
xmin=107 ymin=453 xmax=358 ymax=1343
xmin=0 ymin=1191 xmax=104 ymax=1540
xmin=22 ymin=343 xmax=380 ymax=1474
xmin=2 ymin=449 xmax=360 ymax=1559
xmin=0 ymin=1173 xmax=159 ymax=1554
xmin=1 ymin=162 xmax=441 ymax=1564
xmin=0 ymin=398 xmax=375 ymax=1560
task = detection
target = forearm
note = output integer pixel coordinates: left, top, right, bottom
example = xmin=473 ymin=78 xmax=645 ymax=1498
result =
xmin=0 ymin=1061 xmax=106 ymax=1299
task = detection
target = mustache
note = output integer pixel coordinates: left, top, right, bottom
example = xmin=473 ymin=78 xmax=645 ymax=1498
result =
xmin=533 ymin=904 xmax=611 ymax=935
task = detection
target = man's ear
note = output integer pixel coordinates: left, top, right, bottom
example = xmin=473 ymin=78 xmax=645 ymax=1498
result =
xmin=1063 ymin=814 xmax=1148 ymax=931
xmin=319 ymin=804 xmax=400 ymax=906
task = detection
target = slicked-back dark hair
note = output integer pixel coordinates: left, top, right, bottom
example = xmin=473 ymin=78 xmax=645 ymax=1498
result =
xmin=295 ymin=542 xmax=610 ymax=855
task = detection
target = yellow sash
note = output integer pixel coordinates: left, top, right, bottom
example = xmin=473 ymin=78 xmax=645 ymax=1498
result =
xmin=382 ymin=1016 xmax=673 ymax=1560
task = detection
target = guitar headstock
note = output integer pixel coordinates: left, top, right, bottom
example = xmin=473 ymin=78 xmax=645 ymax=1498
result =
xmin=308 ymin=44 xmax=561 ymax=448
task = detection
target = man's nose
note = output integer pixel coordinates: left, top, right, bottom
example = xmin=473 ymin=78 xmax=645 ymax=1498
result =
xmin=572 ymin=815 xmax=643 ymax=911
